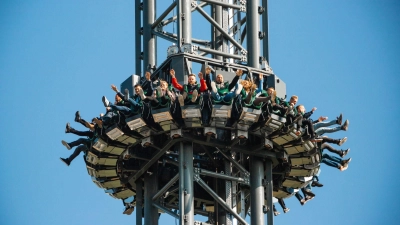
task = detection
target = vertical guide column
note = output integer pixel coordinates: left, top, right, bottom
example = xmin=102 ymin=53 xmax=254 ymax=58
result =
xmin=262 ymin=0 xmax=270 ymax=64
xmin=246 ymin=0 xmax=260 ymax=68
xmin=143 ymin=0 xmax=156 ymax=73
xmin=265 ymin=159 xmax=274 ymax=225
xmin=136 ymin=178 xmax=143 ymax=225
xmin=135 ymin=0 xmax=142 ymax=76
xmin=250 ymin=156 xmax=264 ymax=225
xmin=144 ymin=164 xmax=159 ymax=225
xmin=177 ymin=0 xmax=192 ymax=47
xmin=179 ymin=142 xmax=194 ymax=225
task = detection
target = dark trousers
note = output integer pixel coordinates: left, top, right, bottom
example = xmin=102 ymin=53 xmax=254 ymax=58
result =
xmin=67 ymin=144 xmax=89 ymax=163
xmin=321 ymin=143 xmax=342 ymax=156
xmin=70 ymin=128 xmax=94 ymax=139
xmin=68 ymin=138 xmax=89 ymax=148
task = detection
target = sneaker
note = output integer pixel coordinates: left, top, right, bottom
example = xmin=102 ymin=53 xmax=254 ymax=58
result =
xmin=339 ymin=164 xmax=348 ymax=171
xmin=61 ymin=140 xmax=71 ymax=150
xmin=191 ymin=89 xmax=198 ymax=102
xmin=341 ymin=148 xmax=350 ymax=158
xmin=123 ymin=206 xmax=134 ymax=215
xmin=211 ymin=81 xmax=217 ymax=93
xmin=300 ymin=199 xmax=306 ymax=205
xmin=305 ymin=195 xmax=314 ymax=201
xmin=312 ymin=181 xmax=323 ymax=187
xmin=302 ymin=189 xmax=315 ymax=197
xmin=283 ymin=208 xmax=290 ymax=213
xmin=274 ymin=211 xmax=280 ymax=216
xmin=139 ymin=88 xmax=146 ymax=100
xmin=337 ymin=113 xmax=343 ymax=125
xmin=65 ymin=122 xmax=71 ymax=133
xmin=341 ymin=119 xmax=349 ymax=131
xmin=178 ymin=95 xmax=185 ymax=107
xmin=102 ymin=96 xmax=110 ymax=107
xmin=341 ymin=157 xmax=352 ymax=167
xmin=60 ymin=157 xmax=70 ymax=166
xmin=338 ymin=137 xmax=347 ymax=146
xmin=124 ymin=88 xmax=130 ymax=100
xmin=74 ymin=111 xmax=80 ymax=122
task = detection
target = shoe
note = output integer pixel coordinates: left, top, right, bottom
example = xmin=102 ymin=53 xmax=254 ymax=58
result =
xmin=60 ymin=158 xmax=70 ymax=166
xmin=302 ymin=189 xmax=315 ymax=197
xmin=283 ymin=208 xmax=290 ymax=213
xmin=312 ymin=181 xmax=323 ymax=187
xmin=341 ymin=148 xmax=350 ymax=158
xmin=211 ymin=81 xmax=217 ymax=93
xmin=74 ymin=111 xmax=81 ymax=122
xmin=61 ymin=140 xmax=71 ymax=150
xmin=178 ymin=95 xmax=185 ymax=107
xmin=305 ymin=195 xmax=314 ymax=201
xmin=274 ymin=211 xmax=280 ymax=216
xmin=102 ymin=96 xmax=110 ymax=107
xmin=65 ymin=122 xmax=71 ymax=133
xmin=339 ymin=164 xmax=348 ymax=171
xmin=338 ymin=137 xmax=347 ymax=146
xmin=191 ymin=89 xmax=198 ymax=102
xmin=123 ymin=206 xmax=134 ymax=215
xmin=300 ymin=199 xmax=306 ymax=205
xmin=337 ymin=113 xmax=343 ymax=125
xmin=341 ymin=157 xmax=352 ymax=167
xmin=124 ymin=88 xmax=130 ymax=100
xmin=139 ymin=88 xmax=146 ymax=100
xmin=341 ymin=119 xmax=349 ymax=131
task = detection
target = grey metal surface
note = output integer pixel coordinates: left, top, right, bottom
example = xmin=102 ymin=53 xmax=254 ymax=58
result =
xmin=135 ymin=0 xmax=142 ymax=76
xmin=262 ymin=0 xmax=270 ymax=64
xmin=246 ymin=0 xmax=260 ymax=68
xmin=152 ymin=173 xmax=179 ymax=201
xmin=179 ymin=142 xmax=194 ymax=225
xmin=265 ymin=159 xmax=274 ymax=225
xmin=143 ymin=0 xmax=156 ymax=72
xmin=144 ymin=167 xmax=159 ymax=225
xmin=136 ymin=178 xmax=143 ymax=225
xmin=250 ymin=156 xmax=264 ymax=225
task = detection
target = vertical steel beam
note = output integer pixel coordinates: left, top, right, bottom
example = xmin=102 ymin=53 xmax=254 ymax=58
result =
xmin=265 ymin=159 xmax=274 ymax=225
xmin=136 ymin=178 xmax=143 ymax=225
xmin=262 ymin=0 xmax=270 ymax=64
xmin=143 ymin=0 xmax=156 ymax=72
xmin=135 ymin=0 xmax=142 ymax=76
xmin=177 ymin=0 xmax=192 ymax=47
xmin=214 ymin=3 xmax=223 ymax=60
xmin=179 ymin=142 xmax=194 ymax=225
xmin=246 ymin=0 xmax=260 ymax=68
xmin=250 ymin=156 xmax=264 ymax=225
xmin=144 ymin=166 xmax=158 ymax=225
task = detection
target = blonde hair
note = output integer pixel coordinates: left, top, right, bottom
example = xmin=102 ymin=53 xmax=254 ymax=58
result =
xmin=240 ymin=80 xmax=257 ymax=92
xmin=290 ymin=95 xmax=298 ymax=101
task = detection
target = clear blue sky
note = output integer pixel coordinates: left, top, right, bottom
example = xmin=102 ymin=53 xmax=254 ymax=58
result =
xmin=1 ymin=1 xmax=399 ymax=225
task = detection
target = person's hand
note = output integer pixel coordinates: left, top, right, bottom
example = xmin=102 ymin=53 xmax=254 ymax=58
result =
xmin=318 ymin=116 xmax=328 ymax=122
xmin=170 ymin=69 xmax=175 ymax=78
xmin=312 ymin=107 xmax=317 ymax=112
xmin=111 ymin=84 xmax=118 ymax=92
xmin=145 ymin=72 xmax=151 ymax=81
xmin=259 ymin=73 xmax=264 ymax=80
xmin=236 ymin=69 xmax=243 ymax=77
xmin=198 ymin=72 xmax=203 ymax=79
xmin=205 ymin=67 xmax=211 ymax=75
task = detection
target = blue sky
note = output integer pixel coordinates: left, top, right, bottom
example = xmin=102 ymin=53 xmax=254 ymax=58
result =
xmin=1 ymin=1 xmax=399 ymax=225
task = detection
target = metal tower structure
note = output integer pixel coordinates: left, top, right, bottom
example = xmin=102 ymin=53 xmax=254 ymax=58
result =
xmin=132 ymin=1 xmax=282 ymax=225
xmin=82 ymin=1 xmax=323 ymax=225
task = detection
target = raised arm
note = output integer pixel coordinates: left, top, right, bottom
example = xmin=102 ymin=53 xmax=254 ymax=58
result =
xmin=228 ymin=69 xmax=243 ymax=90
xmin=198 ymin=72 xmax=207 ymax=92
xmin=170 ymin=69 xmax=184 ymax=91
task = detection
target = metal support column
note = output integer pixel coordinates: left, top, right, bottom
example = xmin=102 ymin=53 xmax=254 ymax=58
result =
xmin=144 ymin=165 xmax=158 ymax=225
xmin=246 ymin=0 xmax=260 ymax=68
xmin=143 ymin=0 xmax=156 ymax=72
xmin=213 ymin=3 xmax=223 ymax=60
xmin=265 ymin=159 xmax=274 ymax=225
xmin=250 ymin=156 xmax=264 ymax=225
xmin=135 ymin=0 xmax=142 ymax=75
xmin=179 ymin=142 xmax=194 ymax=225
xmin=136 ymin=178 xmax=143 ymax=225
xmin=262 ymin=0 xmax=270 ymax=64
xmin=177 ymin=0 xmax=192 ymax=47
